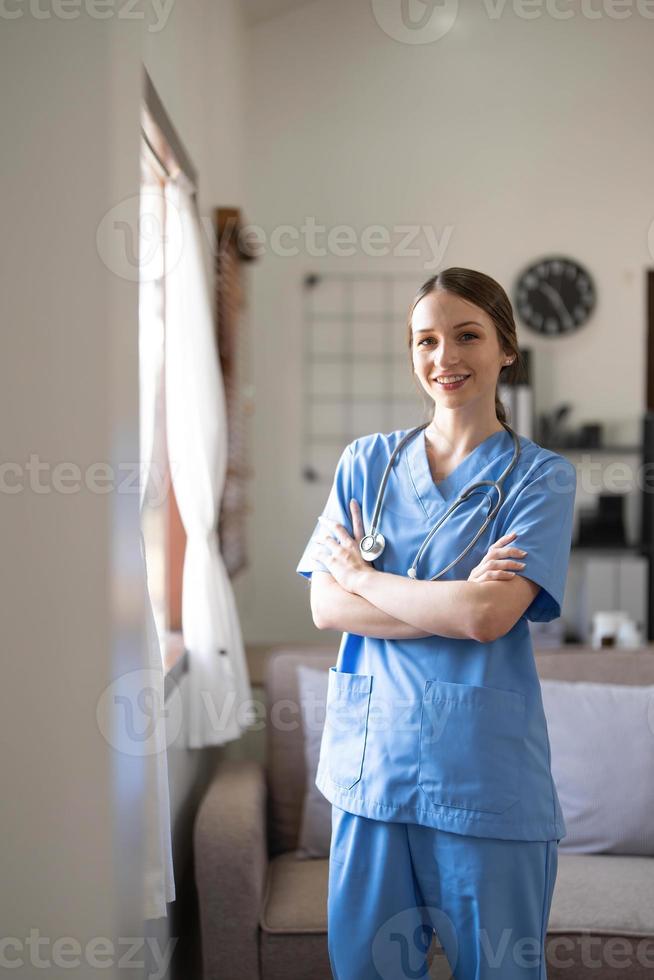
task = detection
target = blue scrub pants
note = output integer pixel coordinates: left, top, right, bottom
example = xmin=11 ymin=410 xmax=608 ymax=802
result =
xmin=328 ymin=805 xmax=558 ymax=980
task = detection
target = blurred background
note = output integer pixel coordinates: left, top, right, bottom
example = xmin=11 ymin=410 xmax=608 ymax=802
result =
xmin=2 ymin=1 xmax=654 ymax=978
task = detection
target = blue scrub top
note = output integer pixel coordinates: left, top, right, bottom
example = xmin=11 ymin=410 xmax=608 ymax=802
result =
xmin=296 ymin=426 xmax=577 ymax=842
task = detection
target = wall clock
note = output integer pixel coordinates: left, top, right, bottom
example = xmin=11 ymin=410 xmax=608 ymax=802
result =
xmin=514 ymin=256 xmax=596 ymax=335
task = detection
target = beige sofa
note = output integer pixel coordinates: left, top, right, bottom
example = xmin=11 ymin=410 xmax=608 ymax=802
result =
xmin=194 ymin=646 xmax=654 ymax=980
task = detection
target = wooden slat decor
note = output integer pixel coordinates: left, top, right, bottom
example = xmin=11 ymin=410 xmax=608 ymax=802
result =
xmin=214 ymin=207 xmax=258 ymax=578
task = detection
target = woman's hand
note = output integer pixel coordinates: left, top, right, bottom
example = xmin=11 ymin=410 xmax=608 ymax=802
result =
xmin=467 ymin=531 xmax=527 ymax=583
xmin=313 ymin=499 xmax=372 ymax=594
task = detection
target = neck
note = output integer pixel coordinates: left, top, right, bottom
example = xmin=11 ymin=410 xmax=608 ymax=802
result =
xmin=426 ymin=408 xmax=504 ymax=456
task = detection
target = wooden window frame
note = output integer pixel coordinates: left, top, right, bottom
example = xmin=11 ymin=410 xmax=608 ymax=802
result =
xmin=214 ymin=207 xmax=258 ymax=578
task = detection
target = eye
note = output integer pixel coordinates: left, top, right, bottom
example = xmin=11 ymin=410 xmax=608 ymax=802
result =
xmin=417 ymin=333 xmax=478 ymax=346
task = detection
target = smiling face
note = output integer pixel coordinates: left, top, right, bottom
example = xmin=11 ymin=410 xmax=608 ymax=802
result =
xmin=410 ymin=288 xmax=513 ymax=414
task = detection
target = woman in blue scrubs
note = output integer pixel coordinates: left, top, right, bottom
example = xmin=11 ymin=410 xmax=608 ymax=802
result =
xmin=296 ymin=267 xmax=577 ymax=979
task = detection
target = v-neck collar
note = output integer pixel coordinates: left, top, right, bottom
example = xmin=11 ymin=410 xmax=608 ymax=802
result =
xmin=405 ymin=425 xmax=513 ymax=517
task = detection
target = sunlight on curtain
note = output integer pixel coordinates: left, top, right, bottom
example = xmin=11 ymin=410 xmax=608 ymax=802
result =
xmin=164 ymin=176 xmax=254 ymax=749
xmin=138 ymin=157 xmax=176 ymax=919
xmin=139 ymin=171 xmax=168 ymax=646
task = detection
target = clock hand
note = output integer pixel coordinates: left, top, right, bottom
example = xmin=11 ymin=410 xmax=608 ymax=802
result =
xmin=539 ymin=282 xmax=573 ymax=328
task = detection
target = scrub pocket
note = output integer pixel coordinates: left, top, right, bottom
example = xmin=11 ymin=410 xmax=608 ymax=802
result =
xmin=418 ymin=678 xmax=526 ymax=814
xmin=323 ymin=666 xmax=372 ymax=790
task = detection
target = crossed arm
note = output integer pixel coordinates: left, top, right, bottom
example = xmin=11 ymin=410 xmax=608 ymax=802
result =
xmin=311 ymin=572 xmax=538 ymax=642
xmin=311 ymin=572 xmax=435 ymax=640
xmin=308 ymin=505 xmax=540 ymax=642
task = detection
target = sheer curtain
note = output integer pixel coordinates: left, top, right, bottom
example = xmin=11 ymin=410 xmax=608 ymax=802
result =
xmin=138 ymin=181 xmax=176 ymax=919
xmin=164 ymin=175 xmax=253 ymax=748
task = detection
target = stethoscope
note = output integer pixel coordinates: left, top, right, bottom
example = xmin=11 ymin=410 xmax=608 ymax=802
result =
xmin=359 ymin=421 xmax=522 ymax=580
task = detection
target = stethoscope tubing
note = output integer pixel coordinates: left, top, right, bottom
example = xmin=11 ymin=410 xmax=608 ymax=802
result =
xmin=359 ymin=421 xmax=522 ymax=580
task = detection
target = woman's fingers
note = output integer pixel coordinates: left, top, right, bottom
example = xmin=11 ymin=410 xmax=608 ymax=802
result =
xmin=485 ymin=558 xmax=525 ymax=570
xmin=494 ymin=531 xmax=518 ymax=544
xmin=317 ymin=515 xmax=345 ymax=541
xmin=486 ymin=533 xmax=527 ymax=560
xmin=471 ymin=567 xmax=516 ymax=581
xmin=488 ymin=547 xmax=527 ymax=559
xmin=317 ymin=515 xmax=357 ymax=548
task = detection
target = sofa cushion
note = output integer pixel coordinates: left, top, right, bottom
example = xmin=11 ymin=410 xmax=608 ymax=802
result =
xmin=260 ymin=853 xmax=329 ymax=933
xmin=549 ymin=854 xmax=654 ymax=936
xmin=260 ymin=854 xmax=447 ymax=978
xmin=260 ymin=852 xmax=654 ymax=938
xmin=296 ymin=664 xmax=331 ymax=858
xmin=265 ymin=649 xmax=335 ymax=855
xmin=260 ymin=833 xmax=654 ymax=977
xmin=541 ymin=679 xmax=654 ymax=855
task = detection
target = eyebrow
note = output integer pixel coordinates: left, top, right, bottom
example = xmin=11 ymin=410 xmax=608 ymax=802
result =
xmin=413 ymin=320 xmax=485 ymax=335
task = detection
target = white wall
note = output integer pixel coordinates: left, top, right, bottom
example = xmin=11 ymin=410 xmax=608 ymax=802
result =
xmin=241 ymin=0 xmax=654 ymax=644
xmin=1 ymin=15 xmax=147 ymax=979
xmin=1 ymin=2 xmax=247 ymax=976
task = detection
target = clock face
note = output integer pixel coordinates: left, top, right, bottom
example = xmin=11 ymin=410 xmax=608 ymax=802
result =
xmin=514 ymin=257 xmax=596 ymax=335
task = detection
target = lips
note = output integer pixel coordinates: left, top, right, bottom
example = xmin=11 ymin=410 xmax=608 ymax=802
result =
xmin=433 ymin=374 xmax=470 ymax=390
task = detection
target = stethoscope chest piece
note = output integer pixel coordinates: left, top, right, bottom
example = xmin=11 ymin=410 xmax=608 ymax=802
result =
xmin=360 ymin=532 xmax=385 ymax=561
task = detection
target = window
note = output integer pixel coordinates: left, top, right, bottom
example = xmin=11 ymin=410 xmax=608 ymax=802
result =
xmin=139 ymin=71 xmax=197 ymax=670
xmin=139 ymin=137 xmax=186 ymax=659
xmin=138 ymin=73 xmax=256 ymax=672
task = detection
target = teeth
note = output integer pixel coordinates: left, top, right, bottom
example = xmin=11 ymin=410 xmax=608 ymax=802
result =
xmin=437 ymin=375 xmax=467 ymax=383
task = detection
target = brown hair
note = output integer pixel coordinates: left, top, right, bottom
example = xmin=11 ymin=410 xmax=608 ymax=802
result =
xmin=406 ymin=267 xmax=524 ymax=425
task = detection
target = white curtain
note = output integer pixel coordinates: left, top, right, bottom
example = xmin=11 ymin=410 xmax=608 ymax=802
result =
xmin=138 ymin=534 xmax=176 ymax=919
xmin=164 ymin=176 xmax=253 ymax=748
xmin=138 ymin=193 xmax=176 ymax=919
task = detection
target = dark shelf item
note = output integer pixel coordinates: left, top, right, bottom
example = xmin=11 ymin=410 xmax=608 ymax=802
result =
xmin=576 ymin=494 xmax=627 ymax=549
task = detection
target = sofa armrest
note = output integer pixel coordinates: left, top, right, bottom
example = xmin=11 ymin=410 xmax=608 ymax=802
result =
xmin=193 ymin=758 xmax=268 ymax=980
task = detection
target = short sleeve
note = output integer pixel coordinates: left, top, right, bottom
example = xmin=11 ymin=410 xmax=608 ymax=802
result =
xmin=296 ymin=444 xmax=355 ymax=581
xmin=495 ymin=455 xmax=577 ymax=622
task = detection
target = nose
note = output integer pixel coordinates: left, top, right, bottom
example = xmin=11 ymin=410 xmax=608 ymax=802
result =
xmin=433 ymin=340 xmax=461 ymax=372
